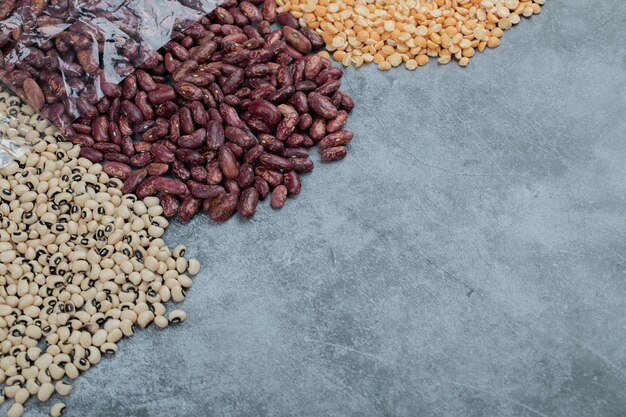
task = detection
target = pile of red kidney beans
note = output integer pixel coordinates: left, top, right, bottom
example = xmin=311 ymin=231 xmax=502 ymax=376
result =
xmin=22 ymin=0 xmax=355 ymax=222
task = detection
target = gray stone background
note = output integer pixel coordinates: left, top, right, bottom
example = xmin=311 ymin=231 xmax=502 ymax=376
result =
xmin=7 ymin=0 xmax=626 ymax=415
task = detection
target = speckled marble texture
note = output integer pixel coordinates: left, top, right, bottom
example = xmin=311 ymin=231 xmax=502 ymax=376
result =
xmin=6 ymin=0 xmax=626 ymax=416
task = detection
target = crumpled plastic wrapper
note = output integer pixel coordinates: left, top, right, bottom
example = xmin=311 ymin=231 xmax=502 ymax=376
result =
xmin=0 ymin=0 xmax=215 ymax=138
xmin=0 ymin=79 xmax=34 ymax=168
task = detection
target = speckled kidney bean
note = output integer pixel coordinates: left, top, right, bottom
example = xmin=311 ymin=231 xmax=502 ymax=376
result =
xmin=130 ymin=152 xmax=153 ymax=168
xmin=276 ymin=112 xmax=299 ymax=140
xmin=79 ymin=147 xmax=103 ymax=163
xmin=177 ymin=197 xmax=201 ymax=221
xmin=225 ymin=126 xmax=256 ymax=148
xmin=238 ymin=187 xmax=259 ymax=218
xmin=178 ymin=128 xmax=207 ymax=148
xmin=283 ymin=147 xmax=309 ymax=159
xmin=326 ymin=110 xmax=348 ymax=133
xmin=209 ymin=193 xmax=239 ymax=222
xmin=104 ymin=153 xmax=131 ymax=164
xmin=42 ymin=0 xmax=356 ymax=223
xmin=159 ymin=194 xmax=179 ymax=217
xmin=121 ymin=169 xmax=148 ymax=194
xmin=271 ymin=185 xmax=287 ymax=209
xmin=321 ymin=146 xmax=347 ymax=161
xmin=320 ymin=130 xmax=353 ymax=149
xmin=307 ymin=92 xmax=338 ymax=118
xmin=146 ymin=163 xmax=170 ymax=176
xmin=277 ymin=12 xmax=298 ymax=29
xmin=237 ymin=164 xmax=255 ymax=188
xmin=219 ymin=147 xmax=239 ymax=179
xmin=255 ymin=165 xmax=283 ymax=187
xmin=172 ymin=160 xmax=191 ymax=181
xmin=150 ymin=143 xmax=176 ymax=163
xmin=103 ymin=162 xmax=132 ymax=180
xmin=188 ymin=181 xmax=225 ymax=199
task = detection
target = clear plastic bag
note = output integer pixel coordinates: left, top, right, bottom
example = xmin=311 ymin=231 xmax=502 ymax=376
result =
xmin=0 ymin=0 xmax=214 ymax=137
xmin=0 ymin=79 xmax=35 ymax=168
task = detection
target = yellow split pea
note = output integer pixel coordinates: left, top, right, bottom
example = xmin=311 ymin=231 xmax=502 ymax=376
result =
xmin=276 ymin=0 xmax=547 ymax=70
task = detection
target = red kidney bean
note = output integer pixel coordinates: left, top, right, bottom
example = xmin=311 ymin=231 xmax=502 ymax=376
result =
xmin=121 ymin=169 xmax=148 ymax=194
xmin=255 ymin=165 xmax=283 ymax=187
xmin=178 ymin=128 xmax=207 ymax=149
xmin=315 ymin=67 xmax=343 ymax=85
xmin=206 ymin=161 xmax=224 ymax=185
xmin=267 ymin=85 xmax=295 ymax=104
xmin=179 ymin=107 xmax=195 ymax=135
xmin=320 ymin=130 xmax=353 ymax=149
xmin=243 ymin=144 xmax=264 ymax=164
xmin=297 ymin=113 xmax=313 ymax=131
xmin=285 ymin=133 xmax=306 ymax=148
xmin=123 ymin=74 xmax=138 ymax=100
xmin=148 ymin=86 xmax=177 ymax=105
xmin=176 ymin=149 xmax=205 ymax=165
xmin=271 ymin=185 xmax=288 ymax=209
xmin=247 ymin=99 xmax=281 ymax=125
xmin=135 ymin=91 xmax=154 ymax=120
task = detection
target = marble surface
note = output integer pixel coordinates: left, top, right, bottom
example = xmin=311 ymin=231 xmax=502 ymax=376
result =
xmin=8 ymin=0 xmax=626 ymax=415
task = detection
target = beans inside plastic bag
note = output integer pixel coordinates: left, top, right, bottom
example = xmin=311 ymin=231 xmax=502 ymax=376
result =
xmin=0 ymin=0 xmax=213 ymax=137
xmin=0 ymin=79 xmax=41 ymax=168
